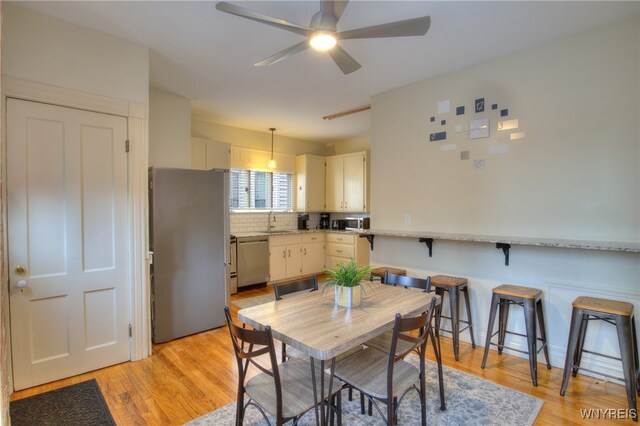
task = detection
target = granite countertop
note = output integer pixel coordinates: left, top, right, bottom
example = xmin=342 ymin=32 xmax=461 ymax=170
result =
xmin=359 ymin=229 xmax=640 ymax=253
xmin=233 ymin=229 xmax=361 ymax=238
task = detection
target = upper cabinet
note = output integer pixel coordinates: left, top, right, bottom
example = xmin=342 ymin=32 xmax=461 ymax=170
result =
xmin=230 ymin=146 xmax=295 ymax=173
xmin=296 ymin=154 xmax=325 ymax=212
xmin=191 ymin=138 xmax=230 ymax=170
xmin=325 ymin=152 xmax=368 ymax=212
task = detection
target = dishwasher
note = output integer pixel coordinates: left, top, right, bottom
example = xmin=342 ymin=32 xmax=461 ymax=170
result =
xmin=237 ymin=236 xmax=270 ymax=288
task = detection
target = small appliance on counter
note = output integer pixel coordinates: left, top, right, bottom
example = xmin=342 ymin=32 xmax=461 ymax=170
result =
xmin=319 ymin=213 xmax=330 ymax=229
xmin=298 ymin=213 xmax=309 ymax=230
xmin=331 ymin=219 xmax=347 ymax=230
xmin=345 ymin=217 xmax=370 ymax=231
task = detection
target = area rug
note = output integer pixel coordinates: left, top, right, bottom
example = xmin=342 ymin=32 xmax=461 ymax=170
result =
xmin=231 ymin=294 xmax=276 ymax=310
xmin=186 ymin=355 xmax=543 ymax=426
xmin=10 ymin=379 xmax=115 ymax=426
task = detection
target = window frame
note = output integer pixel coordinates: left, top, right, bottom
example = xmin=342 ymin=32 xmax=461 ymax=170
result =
xmin=229 ymin=167 xmax=294 ymax=212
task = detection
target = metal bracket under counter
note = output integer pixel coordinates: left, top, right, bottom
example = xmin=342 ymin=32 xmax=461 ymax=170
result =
xmin=360 ymin=234 xmax=375 ymax=250
xmin=496 ymin=243 xmax=511 ymax=266
xmin=356 ymin=228 xmax=640 ymax=266
xmin=366 ymin=236 xmax=507 ymax=265
xmin=419 ymin=238 xmax=434 ymax=257
xmin=362 ymin=231 xmax=511 ymax=265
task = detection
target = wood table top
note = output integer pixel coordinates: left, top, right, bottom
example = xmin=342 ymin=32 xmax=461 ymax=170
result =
xmin=238 ymin=282 xmax=440 ymax=361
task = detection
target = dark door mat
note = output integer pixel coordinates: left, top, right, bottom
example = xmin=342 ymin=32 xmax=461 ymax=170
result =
xmin=10 ymin=379 xmax=116 ymax=426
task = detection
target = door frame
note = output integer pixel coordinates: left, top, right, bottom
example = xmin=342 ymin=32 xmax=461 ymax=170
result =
xmin=1 ymin=76 xmax=151 ymax=391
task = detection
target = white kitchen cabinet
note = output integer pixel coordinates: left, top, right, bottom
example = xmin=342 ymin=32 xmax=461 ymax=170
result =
xmin=231 ymin=146 xmax=296 ymax=172
xmin=325 ymin=155 xmax=343 ymax=212
xmin=270 ymin=233 xmax=325 ymax=281
xmin=269 ymin=243 xmax=288 ymax=282
xmin=191 ymin=138 xmax=230 ymax=170
xmin=302 ymin=233 xmax=325 ymax=275
xmin=325 ymin=152 xmax=368 ymax=212
xmin=325 ymin=232 xmax=370 ymax=269
xmin=296 ymin=154 xmax=325 ymax=212
xmin=285 ymin=244 xmax=303 ymax=278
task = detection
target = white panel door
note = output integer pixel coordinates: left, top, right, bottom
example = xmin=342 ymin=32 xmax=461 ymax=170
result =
xmin=7 ymin=99 xmax=130 ymax=390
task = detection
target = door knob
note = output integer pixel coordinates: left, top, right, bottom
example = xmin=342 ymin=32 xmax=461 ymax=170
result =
xmin=16 ymin=280 xmax=28 ymax=289
xmin=14 ymin=265 xmax=27 ymax=276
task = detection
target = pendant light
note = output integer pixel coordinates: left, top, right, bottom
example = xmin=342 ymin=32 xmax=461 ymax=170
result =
xmin=267 ymin=127 xmax=277 ymax=169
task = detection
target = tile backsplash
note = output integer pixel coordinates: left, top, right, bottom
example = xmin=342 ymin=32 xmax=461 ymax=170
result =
xmin=230 ymin=212 xmax=370 ymax=233
xmin=230 ymin=212 xmax=320 ymax=233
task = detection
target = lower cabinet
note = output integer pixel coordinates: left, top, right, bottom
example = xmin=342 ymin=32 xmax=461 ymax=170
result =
xmin=269 ymin=233 xmax=325 ymax=282
xmin=302 ymin=234 xmax=325 ymax=275
xmin=325 ymin=232 xmax=370 ymax=269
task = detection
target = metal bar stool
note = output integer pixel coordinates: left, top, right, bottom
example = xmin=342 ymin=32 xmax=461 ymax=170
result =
xmin=431 ymin=275 xmax=476 ymax=361
xmin=560 ymin=296 xmax=639 ymax=421
xmin=370 ymin=266 xmax=406 ymax=283
xmin=481 ymin=284 xmax=551 ymax=386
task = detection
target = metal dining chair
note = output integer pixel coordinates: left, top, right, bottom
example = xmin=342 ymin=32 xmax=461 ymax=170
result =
xmin=273 ymin=275 xmax=318 ymax=362
xmin=333 ymin=297 xmax=438 ymax=426
xmin=224 ymin=306 xmax=342 ymax=426
xmin=363 ymin=272 xmax=446 ymax=413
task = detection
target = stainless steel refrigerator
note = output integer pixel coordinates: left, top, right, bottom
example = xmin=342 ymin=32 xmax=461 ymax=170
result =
xmin=150 ymin=167 xmax=229 ymax=343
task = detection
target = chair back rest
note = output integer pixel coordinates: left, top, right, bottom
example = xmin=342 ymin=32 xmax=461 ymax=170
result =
xmin=223 ymin=307 xmax=281 ymax=390
xmin=273 ymin=275 xmax=318 ymax=300
xmin=383 ymin=271 xmax=431 ymax=292
xmin=389 ymin=296 xmax=438 ymax=362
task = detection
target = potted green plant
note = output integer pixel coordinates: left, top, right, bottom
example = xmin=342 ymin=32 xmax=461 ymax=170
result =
xmin=323 ymin=260 xmax=371 ymax=308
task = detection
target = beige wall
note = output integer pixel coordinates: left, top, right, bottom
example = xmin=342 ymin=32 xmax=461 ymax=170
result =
xmin=368 ymin=18 xmax=639 ymax=374
xmin=192 ymin=118 xmax=331 ymax=157
xmin=3 ymin=4 xmax=149 ymax=103
xmin=330 ymin=136 xmax=371 ymax=155
xmin=149 ymin=89 xmax=191 ymax=168
xmin=371 ymin=17 xmax=639 ymax=242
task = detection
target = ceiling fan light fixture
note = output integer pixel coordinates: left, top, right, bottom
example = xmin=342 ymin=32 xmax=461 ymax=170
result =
xmin=309 ymin=31 xmax=337 ymax=51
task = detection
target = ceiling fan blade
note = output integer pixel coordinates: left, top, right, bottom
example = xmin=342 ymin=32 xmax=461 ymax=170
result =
xmin=337 ymin=16 xmax=430 ymax=40
xmin=254 ymin=41 xmax=310 ymax=67
xmin=328 ymin=45 xmax=361 ymax=75
xmin=216 ymin=2 xmax=312 ymax=37
xmin=331 ymin=1 xmax=349 ymax=22
xmin=318 ymin=1 xmax=349 ymax=28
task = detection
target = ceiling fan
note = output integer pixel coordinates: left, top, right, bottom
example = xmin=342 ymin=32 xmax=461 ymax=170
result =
xmin=215 ymin=1 xmax=431 ymax=75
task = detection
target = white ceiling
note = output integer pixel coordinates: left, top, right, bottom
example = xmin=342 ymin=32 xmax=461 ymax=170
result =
xmin=14 ymin=1 xmax=640 ymax=143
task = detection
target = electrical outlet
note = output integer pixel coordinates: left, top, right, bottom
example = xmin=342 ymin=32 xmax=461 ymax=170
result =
xmin=474 ymin=159 xmax=485 ymax=170
xmin=404 ymin=214 xmax=411 ymax=225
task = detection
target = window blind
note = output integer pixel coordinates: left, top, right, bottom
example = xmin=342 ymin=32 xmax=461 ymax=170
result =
xmin=230 ymin=168 xmax=293 ymax=211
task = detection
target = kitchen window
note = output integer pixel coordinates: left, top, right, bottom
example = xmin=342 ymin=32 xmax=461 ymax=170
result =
xmin=230 ymin=168 xmax=293 ymax=211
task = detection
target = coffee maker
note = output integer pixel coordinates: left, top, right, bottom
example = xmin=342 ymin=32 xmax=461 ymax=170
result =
xmin=297 ymin=213 xmax=309 ymax=230
xmin=319 ymin=213 xmax=330 ymax=229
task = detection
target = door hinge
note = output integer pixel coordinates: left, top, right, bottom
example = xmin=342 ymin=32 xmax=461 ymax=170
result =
xmin=125 ymin=140 xmax=130 ymax=153
xmin=128 ymin=324 xmax=133 ymax=338
xmin=149 ymin=180 xmax=153 ymax=190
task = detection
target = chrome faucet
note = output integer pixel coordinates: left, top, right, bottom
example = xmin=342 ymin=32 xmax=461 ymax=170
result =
xmin=268 ymin=211 xmax=276 ymax=230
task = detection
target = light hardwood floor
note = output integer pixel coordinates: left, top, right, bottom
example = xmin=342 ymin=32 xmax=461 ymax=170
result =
xmin=11 ymin=284 xmax=637 ymax=425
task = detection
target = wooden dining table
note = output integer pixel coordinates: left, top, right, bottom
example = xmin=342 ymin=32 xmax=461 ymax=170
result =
xmin=238 ymin=281 xmax=441 ymax=425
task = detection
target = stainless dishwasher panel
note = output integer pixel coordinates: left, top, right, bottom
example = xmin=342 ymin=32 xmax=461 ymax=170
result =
xmin=237 ymin=236 xmax=270 ymax=287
